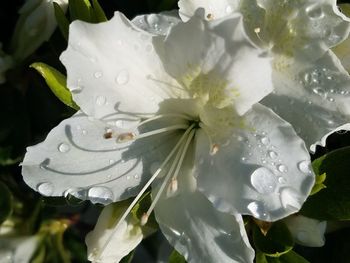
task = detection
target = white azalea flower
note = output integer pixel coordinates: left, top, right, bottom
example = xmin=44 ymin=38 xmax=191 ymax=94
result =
xmin=11 ymin=0 xmax=68 ymax=61
xmin=22 ymin=10 xmax=315 ymax=262
xmin=0 ymin=236 xmax=39 ymax=263
xmin=178 ymin=0 xmax=350 ymax=152
xmin=284 ymin=215 xmax=327 ymax=247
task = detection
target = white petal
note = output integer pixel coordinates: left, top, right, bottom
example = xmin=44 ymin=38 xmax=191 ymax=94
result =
xmin=154 ymin=190 xmax=254 ymax=263
xmin=132 ymin=11 xmax=181 ymax=36
xmin=60 ymin=12 xmax=180 ymax=120
xmin=262 ymin=50 xmax=350 ymax=152
xmin=154 ymin=13 xmax=273 ymax=115
xmin=22 ymin=112 xmax=176 ymax=204
xmin=86 ymin=203 xmax=143 ymax=263
xmin=284 ymin=215 xmax=327 ymax=247
xmin=194 ymin=104 xmax=314 ymax=221
xmin=0 ymin=236 xmax=39 ymax=263
xmin=178 ymin=0 xmax=239 ymax=22
xmin=240 ymin=0 xmax=350 ymax=54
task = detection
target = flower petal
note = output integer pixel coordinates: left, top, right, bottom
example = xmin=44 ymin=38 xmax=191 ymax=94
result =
xmin=132 ymin=11 xmax=181 ymax=36
xmin=60 ymin=12 xmax=180 ymax=121
xmin=240 ymin=0 xmax=350 ymax=56
xmin=194 ymin=104 xmax=314 ymax=221
xmin=0 ymin=236 xmax=39 ymax=263
xmin=154 ymin=12 xmax=273 ymax=115
xmin=284 ymin=215 xmax=327 ymax=247
xmin=262 ymin=50 xmax=350 ymax=152
xmin=22 ymin=112 xmax=177 ymax=204
xmin=86 ymin=202 xmax=143 ymax=263
xmin=178 ymin=0 xmax=239 ymax=22
xmin=154 ymin=190 xmax=254 ymax=263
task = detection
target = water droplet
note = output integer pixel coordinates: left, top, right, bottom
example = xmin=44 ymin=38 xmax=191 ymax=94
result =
xmin=58 ymin=143 xmax=70 ymax=153
xmin=88 ymin=186 xmax=114 ymax=205
xmin=82 ymin=129 xmax=87 ymax=135
xmin=115 ymin=69 xmax=129 ymax=85
xmin=327 ymin=97 xmax=335 ymax=102
xmin=109 ymin=159 xmax=115 ymax=164
xmin=126 ymin=175 xmax=131 ymax=180
xmin=241 ymin=157 xmax=247 ymax=162
xmin=298 ymin=160 xmax=312 ymax=174
xmin=94 ymin=71 xmax=103 ymax=79
xmin=247 ymin=201 xmax=268 ymax=219
xmin=312 ymin=87 xmax=326 ymax=98
xmin=280 ymin=187 xmax=301 ymax=211
xmin=147 ymin=14 xmax=160 ymax=26
xmin=278 ymin=176 xmax=286 ymax=184
xmin=268 ymin=150 xmax=278 ymax=159
xmin=306 ymin=5 xmax=324 ymax=19
xmin=64 ymin=188 xmax=86 ymax=204
xmin=226 ymin=5 xmax=233 ymax=13
xmin=251 ymin=167 xmax=277 ymax=194
xmin=134 ymin=174 xmax=139 ymax=179
xmin=37 ymin=182 xmax=54 ymax=196
xmin=297 ymin=231 xmax=308 ymax=243
xmin=96 ymin=95 xmax=106 ymax=106
xmin=260 ymin=136 xmax=270 ymax=145
xmin=277 ymin=164 xmax=288 ymax=173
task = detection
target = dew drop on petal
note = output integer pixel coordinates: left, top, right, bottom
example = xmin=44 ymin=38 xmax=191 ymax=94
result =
xmin=96 ymin=95 xmax=106 ymax=106
xmin=88 ymin=186 xmax=114 ymax=205
xmin=278 ymin=176 xmax=286 ymax=184
xmin=115 ymin=69 xmax=129 ymax=85
xmin=306 ymin=5 xmax=324 ymax=19
xmin=251 ymin=167 xmax=277 ymax=194
xmin=268 ymin=150 xmax=278 ymax=159
xmin=247 ymin=201 xmax=267 ymax=219
xmin=260 ymin=136 xmax=270 ymax=145
xmin=147 ymin=14 xmax=160 ymax=26
xmin=94 ymin=71 xmax=103 ymax=79
xmin=297 ymin=231 xmax=308 ymax=243
xmin=277 ymin=164 xmax=288 ymax=173
xmin=298 ymin=160 xmax=312 ymax=174
xmin=58 ymin=143 xmax=70 ymax=153
xmin=226 ymin=5 xmax=233 ymax=13
xmin=134 ymin=174 xmax=139 ymax=179
xmin=109 ymin=159 xmax=115 ymax=164
xmin=280 ymin=187 xmax=301 ymax=211
xmin=37 ymin=182 xmax=54 ymax=196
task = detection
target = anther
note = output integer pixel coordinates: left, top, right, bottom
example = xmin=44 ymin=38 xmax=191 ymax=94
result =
xmin=254 ymin=27 xmax=261 ymax=34
xmin=206 ymin=13 xmax=214 ymax=20
xmin=140 ymin=213 xmax=149 ymax=226
xmin=167 ymin=178 xmax=178 ymax=197
xmin=210 ymin=144 xmax=220 ymax=155
xmin=116 ymin=132 xmax=135 ymax=143
xmin=103 ymin=128 xmax=113 ymax=139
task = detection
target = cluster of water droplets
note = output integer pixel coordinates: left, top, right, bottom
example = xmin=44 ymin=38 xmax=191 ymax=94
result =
xmin=133 ymin=13 xmax=179 ymax=36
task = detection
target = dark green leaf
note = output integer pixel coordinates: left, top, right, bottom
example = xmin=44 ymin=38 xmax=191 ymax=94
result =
xmin=92 ymin=0 xmax=107 ymax=22
xmin=169 ymin=249 xmax=187 ymax=263
xmin=301 ymin=147 xmax=350 ymax=220
xmin=253 ymin=221 xmax=294 ymax=257
xmin=54 ymin=2 xmax=70 ymax=41
xmin=0 ymin=182 xmax=13 ymax=224
xmin=69 ymin=0 xmax=94 ymax=22
xmin=257 ymin=250 xmax=310 ymax=263
xmin=30 ymin=62 xmax=79 ymax=110
xmin=120 ymin=250 xmax=135 ymax=263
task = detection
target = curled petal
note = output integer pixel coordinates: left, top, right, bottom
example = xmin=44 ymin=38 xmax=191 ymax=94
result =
xmin=194 ymin=104 xmax=314 ymax=221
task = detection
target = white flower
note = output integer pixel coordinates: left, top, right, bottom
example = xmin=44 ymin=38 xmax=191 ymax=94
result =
xmin=0 ymin=236 xmax=39 ymax=263
xmin=22 ymin=10 xmax=315 ymax=262
xmin=178 ymin=0 xmax=350 ymax=152
xmin=284 ymin=215 xmax=327 ymax=247
xmin=11 ymin=0 xmax=68 ymax=61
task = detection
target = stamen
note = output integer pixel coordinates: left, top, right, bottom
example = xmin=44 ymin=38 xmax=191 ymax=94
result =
xmin=210 ymin=144 xmax=220 ymax=155
xmin=146 ymin=129 xmax=196 ymax=216
xmin=96 ymin=123 xmax=196 ymax=260
xmin=116 ymin=124 xmax=189 ymax=143
xmin=136 ymin=113 xmax=192 ymax=128
xmin=116 ymin=132 xmax=135 ymax=142
xmin=103 ymin=132 xmax=113 ymax=139
xmin=140 ymin=213 xmax=149 ymax=226
xmin=169 ymin=178 xmax=178 ymax=194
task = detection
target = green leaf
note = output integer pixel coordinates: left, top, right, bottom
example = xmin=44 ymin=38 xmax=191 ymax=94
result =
xmin=169 ymin=249 xmax=187 ymax=263
xmin=257 ymin=250 xmax=310 ymax=263
xmin=69 ymin=0 xmax=94 ymax=22
xmin=253 ymin=221 xmax=294 ymax=257
xmin=300 ymin=147 xmax=350 ymax=220
xmin=0 ymin=182 xmax=13 ymax=224
xmin=91 ymin=0 xmax=107 ymax=22
xmin=310 ymin=172 xmax=327 ymax=195
xmin=30 ymin=63 xmax=79 ymax=110
xmin=54 ymin=2 xmax=70 ymax=41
